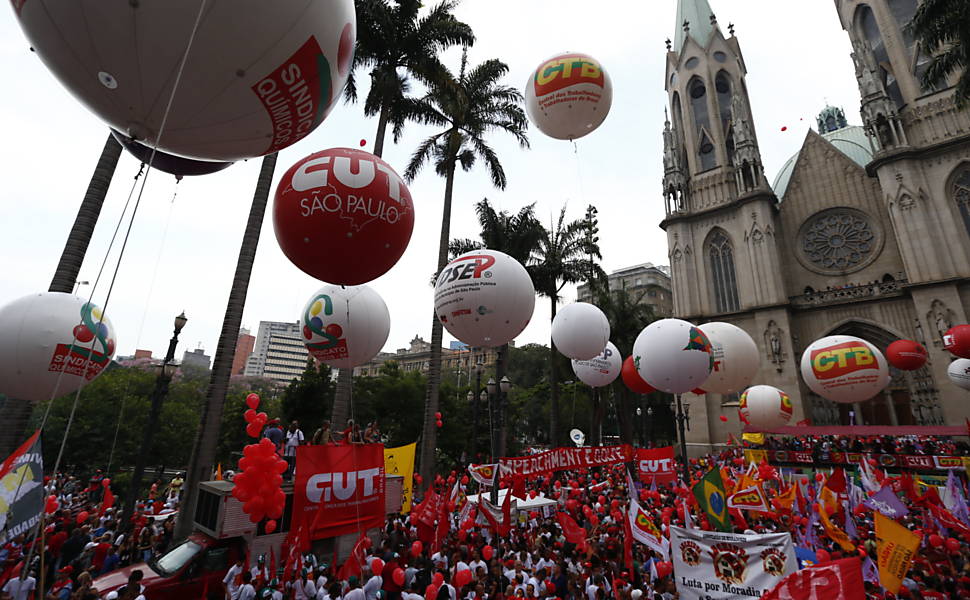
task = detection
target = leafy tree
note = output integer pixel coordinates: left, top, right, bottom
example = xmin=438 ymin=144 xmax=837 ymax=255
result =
xmin=909 ymin=0 xmax=970 ymax=107
xmin=280 ymin=359 xmax=335 ymax=435
xmin=404 ymin=50 xmax=529 ymax=480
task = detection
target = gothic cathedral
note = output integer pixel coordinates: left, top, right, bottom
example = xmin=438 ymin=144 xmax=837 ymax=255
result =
xmin=660 ymin=0 xmax=970 ymax=451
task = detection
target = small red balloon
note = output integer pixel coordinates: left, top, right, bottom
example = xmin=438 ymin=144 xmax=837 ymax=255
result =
xmin=691 ymin=388 xmax=706 ymax=395
xmin=815 ymin=549 xmax=831 ymax=563
xmin=76 ymin=510 xmax=89 ymax=524
xmin=482 ymin=545 xmax=494 ymax=560
xmin=780 ymin=126 xmax=788 ymax=131
xmin=621 ymin=355 xmax=654 ymax=394
xmin=245 ymin=393 xmax=260 ymax=410
xmin=887 ymin=339 xmax=928 ymax=371
xmin=436 ymin=420 xmax=443 ymax=428
xmin=411 ymin=541 xmax=423 ymax=557
xmin=719 ymin=415 xmax=728 ymax=422
xmin=929 ymin=533 xmax=944 ymax=548
xmin=359 ymin=139 xmax=367 ymax=147
xmin=273 ymin=148 xmax=415 ymax=285
xmin=944 ymin=325 xmax=970 ymax=358
xmin=265 ymin=519 xmax=277 ymax=534
xmin=393 ymin=568 xmax=405 ymax=586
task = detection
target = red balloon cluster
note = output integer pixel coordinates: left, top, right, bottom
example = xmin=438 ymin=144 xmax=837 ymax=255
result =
xmin=435 ymin=412 xmax=443 ymax=428
xmin=232 ymin=437 xmax=287 ymax=524
xmin=244 ymin=408 xmax=269 ymax=438
xmin=886 ymin=339 xmax=928 ymax=371
xmin=621 ymin=356 xmax=654 ymax=394
xmin=944 ymin=325 xmax=970 ymax=358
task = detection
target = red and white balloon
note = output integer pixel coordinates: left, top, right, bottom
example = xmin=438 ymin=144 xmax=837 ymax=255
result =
xmin=552 ymin=303 xmax=610 ymax=361
xmin=943 ymin=325 xmax=970 ymax=359
xmin=632 ymin=319 xmax=713 ymax=394
xmin=15 ymin=1 xmax=355 ymax=161
xmin=525 ymin=52 xmax=612 ymax=140
xmin=621 ymin=355 xmax=654 ymax=394
xmin=0 ymin=293 xmax=117 ymax=402
xmin=300 ymin=284 xmax=390 ymax=369
xmin=434 ymin=249 xmax=535 ymax=348
xmin=274 ymin=148 xmax=414 ymax=285
xmin=571 ymin=342 xmax=621 ymax=388
xmin=799 ymin=335 xmax=888 ymax=403
xmin=698 ymin=322 xmax=759 ymax=395
xmin=886 ymin=339 xmax=927 ymax=371
xmin=739 ymin=385 xmax=794 ymax=430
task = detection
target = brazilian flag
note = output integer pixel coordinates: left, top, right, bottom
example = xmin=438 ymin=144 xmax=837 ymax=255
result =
xmin=693 ymin=468 xmax=731 ymax=532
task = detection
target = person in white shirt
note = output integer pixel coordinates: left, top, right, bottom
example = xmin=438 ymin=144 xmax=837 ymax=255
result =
xmin=238 ymin=572 xmax=257 ymax=600
xmin=362 ymin=567 xmax=382 ymax=600
xmin=284 ymin=421 xmax=305 ymax=478
xmin=2 ymin=574 xmax=36 ymax=600
xmin=343 ymin=576 xmax=365 ymax=600
xmin=224 ymin=558 xmax=246 ymax=600
xmin=251 ymin=556 xmax=270 ymax=587
xmin=294 ymin=570 xmax=317 ymax=600
xmin=260 ymin=579 xmax=284 ymax=600
xmin=314 ymin=564 xmax=329 ymax=596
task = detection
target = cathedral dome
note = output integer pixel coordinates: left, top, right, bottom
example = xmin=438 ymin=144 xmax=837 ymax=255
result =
xmin=771 ymin=125 xmax=873 ymax=200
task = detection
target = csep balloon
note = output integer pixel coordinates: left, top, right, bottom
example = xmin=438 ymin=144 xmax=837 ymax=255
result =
xmin=697 ymin=322 xmax=759 ymax=395
xmin=524 ymin=52 xmax=612 ymax=140
xmin=621 ymin=355 xmax=654 ymax=394
xmin=551 ymin=303 xmax=610 ymax=361
xmin=15 ymin=1 xmax=355 ymax=161
xmin=739 ymin=385 xmax=794 ymax=430
xmin=947 ymin=358 xmax=970 ymax=391
xmin=111 ymin=131 xmax=233 ymax=178
xmin=299 ymin=284 xmax=390 ymax=369
xmin=943 ymin=325 xmax=970 ymax=359
xmin=434 ymin=249 xmax=535 ymax=348
xmin=0 ymin=292 xmax=117 ymax=402
xmin=274 ymin=148 xmax=415 ymax=285
xmin=799 ymin=335 xmax=888 ymax=403
xmin=571 ymin=342 xmax=621 ymax=388
xmin=632 ymin=319 xmax=713 ymax=394
xmin=886 ymin=339 xmax=927 ymax=371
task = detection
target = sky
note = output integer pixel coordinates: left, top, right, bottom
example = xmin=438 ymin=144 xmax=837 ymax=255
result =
xmin=0 ymin=1 xmax=862 ymax=363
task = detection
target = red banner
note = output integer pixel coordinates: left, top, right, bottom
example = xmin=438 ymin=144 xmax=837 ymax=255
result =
xmin=294 ymin=444 xmax=385 ymax=539
xmin=499 ymin=445 xmax=632 ymax=476
xmin=757 ymin=449 xmax=964 ymax=472
xmin=635 ymin=447 xmax=677 ymax=484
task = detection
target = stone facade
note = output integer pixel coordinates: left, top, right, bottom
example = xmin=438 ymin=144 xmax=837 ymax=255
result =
xmin=660 ymin=0 xmax=970 ymax=454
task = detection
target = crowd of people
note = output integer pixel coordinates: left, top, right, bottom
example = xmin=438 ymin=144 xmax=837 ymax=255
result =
xmin=758 ymin=434 xmax=969 ymax=457
xmin=2 ymin=436 xmax=969 ymax=600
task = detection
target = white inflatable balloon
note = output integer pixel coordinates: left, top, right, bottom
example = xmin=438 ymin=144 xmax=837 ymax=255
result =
xmin=15 ymin=1 xmax=355 ymax=161
xmin=739 ymin=385 xmax=794 ymax=430
xmin=551 ymin=303 xmax=610 ymax=360
xmin=525 ymin=52 xmax=613 ymax=140
xmin=300 ymin=284 xmax=389 ymax=369
xmin=947 ymin=358 xmax=970 ymax=391
xmin=0 ymin=292 xmax=117 ymax=402
xmin=698 ymin=322 xmax=759 ymax=394
xmin=800 ymin=335 xmax=889 ymax=403
xmin=632 ymin=319 xmax=713 ymax=394
xmin=434 ymin=250 xmax=535 ymax=347
xmin=571 ymin=342 xmax=621 ymax=388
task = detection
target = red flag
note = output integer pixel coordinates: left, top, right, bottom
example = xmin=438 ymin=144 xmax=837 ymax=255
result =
xmin=762 ymin=556 xmax=865 ymax=600
xmin=622 ymin=509 xmax=634 ymax=570
xmin=98 ymin=486 xmax=115 ymax=517
xmin=511 ymin=473 xmax=527 ymax=500
xmin=927 ymin=502 xmax=970 ymax=538
xmin=433 ymin=499 xmax=450 ymax=553
xmin=0 ymin=430 xmax=40 ymax=480
xmin=555 ymin=512 xmax=588 ymax=552
xmin=480 ymin=490 xmax=512 ymax=537
xmin=825 ymin=468 xmax=847 ymax=495
xmin=337 ymin=533 xmax=369 ymax=581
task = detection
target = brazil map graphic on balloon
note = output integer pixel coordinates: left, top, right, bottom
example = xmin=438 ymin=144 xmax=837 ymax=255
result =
xmin=303 ymin=293 xmax=349 ymax=361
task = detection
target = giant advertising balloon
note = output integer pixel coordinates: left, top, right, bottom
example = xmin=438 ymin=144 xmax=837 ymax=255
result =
xmin=16 ymin=1 xmax=355 ymax=161
xmin=0 ymin=292 xmax=117 ymax=402
xmin=551 ymin=303 xmax=610 ymax=361
xmin=739 ymin=385 xmax=794 ymax=430
xmin=632 ymin=319 xmax=713 ymax=394
xmin=299 ymin=284 xmax=389 ymax=369
xmin=111 ymin=131 xmax=233 ymax=178
xmin=434 ymin=250 xmax=535 ymax=348
xmin=621 ymin=355 xmax=654 ymax=394
xmin=799 ymin=335 xmax=889 ymax=403
xmin=274 ymin=148 xmax=415 ymax=285
xmin=943 ymin=325 xmax=970 ymax=359
xmin=698 ymin=322 xmax=759 ymax=395
xmin=946 ymin=358 xmax=970 ymax=390
xmin=571 ymin=342 xmax=621 ymax=388
xmin=525 ymin=52 xmax=612 ymax=140
xmin=886 ymin=339 xmax=927 ymax=371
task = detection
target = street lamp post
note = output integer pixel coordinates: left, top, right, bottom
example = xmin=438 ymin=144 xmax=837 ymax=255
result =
xmin=499 ymin=376 xmax=511 ymax=455
xmin=673 ymin=394 xmax=691 ymax=481
xmin=473 ymin=355 xmax=484 ymax=461
xmin=487 ymin=377 xmax=497 ymax=461
xmin=124 ymin=312 xmax=187 ymax=522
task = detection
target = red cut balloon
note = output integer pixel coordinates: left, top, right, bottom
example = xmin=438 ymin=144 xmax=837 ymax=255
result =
xmin=621 ymin=355 xmax=654 ymax=394
xmin=273 ymin=148 xmax=415 ymax=285
xmin=886 ymin=339 xmax=927 ymax=371
xmin=944 ymin=325 xmax=970 ymax=359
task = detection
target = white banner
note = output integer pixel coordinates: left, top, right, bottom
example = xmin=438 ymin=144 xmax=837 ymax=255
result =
xmin=670 ymin=526 xmax=797 ymax=599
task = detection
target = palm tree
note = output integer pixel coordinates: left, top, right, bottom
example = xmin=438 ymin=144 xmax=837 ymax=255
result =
xmin=348 ymin=0 xmax=475 ymax=156
xmin=405 ymin=50 xmax=528 ymax=479
xmin=173 ymin=153 xmax=278 ymax=541
xmin=909 ymin=0 xmax=970 ymax=107
xmin=449 ymin=199 xmax=544 ymax=456
xmin=531 ymin=205 xmax=603 ymax=447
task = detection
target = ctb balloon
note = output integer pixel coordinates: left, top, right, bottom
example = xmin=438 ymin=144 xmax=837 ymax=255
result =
xmin=739 ymin=385 xmax=794 ymax=430
xmin=632 ymin=319 xmax=713 ymax=394
xmin=274 ymin=148 xmax=415 ymax=285
xmin=799 ymin=335 xmax=888 ymax=403
xmin=947 ymin=358 xmax=970 ymax=390
xmin=434 ymin=250 xmax=535 ymax=347
xmin=551 ymin=303 xmax=610 ymax=360
xmin=525 ymin=52 xmax=612 ymax=140
xmin=0 ymin=293 xmax=117 ymax=402
xmin=943 ymin=325 xmax=970 ymax=359
xmin=571 ymin=342 xmax=621 ymax=388
xmin=886 ymin=339 xmax=927 ymax=371
xmin=300 ymin=284 xmax=390 ymax=368
xmin=16 ymin=1 xmax=355 ymax=161
xmin=698 ymin=322 xmax=759 ymax=394
xmin=621 ymin=355 xmax=654 ymax=394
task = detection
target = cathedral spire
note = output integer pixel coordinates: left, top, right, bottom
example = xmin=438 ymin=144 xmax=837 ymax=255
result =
xmin=674 ymin=0 xmax=718 ymax=52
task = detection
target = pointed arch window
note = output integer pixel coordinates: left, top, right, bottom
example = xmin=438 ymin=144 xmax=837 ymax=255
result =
xmin=689 ymin=77 xmax=717 ymax=171
xmin=707 ymin=230 xmax=740 ymax=313
xmin=952 ymin=165 xmax=970 ymax=239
